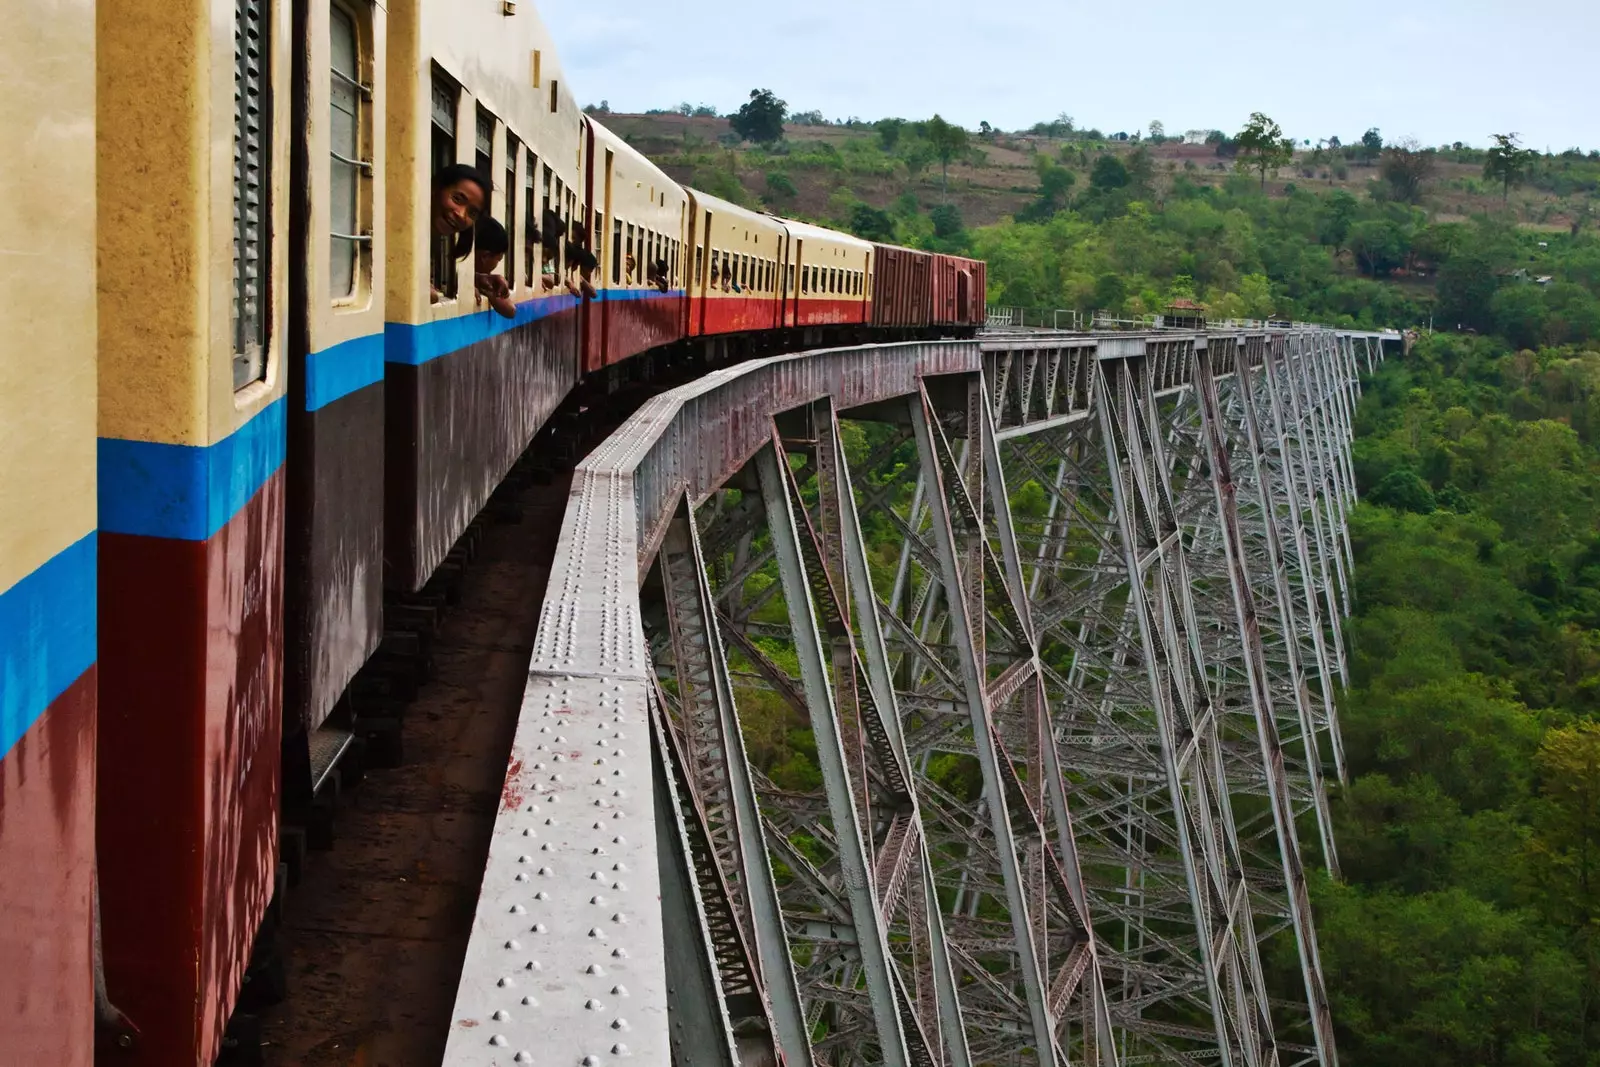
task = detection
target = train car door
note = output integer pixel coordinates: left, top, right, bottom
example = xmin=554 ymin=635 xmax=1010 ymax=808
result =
xmin=697 ymin=210 xmax=712 ymax=336
xmin=581 ymin=121 xmax=599 ymax=375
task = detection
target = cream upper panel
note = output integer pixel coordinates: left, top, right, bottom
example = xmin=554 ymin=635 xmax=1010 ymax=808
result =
xmin=592 ymin=120 xmax=687 ymax=285
xmin=99 ymin=0 xmax=291 ymax=447
xmin=0 ymin=0 xmax=96 ymax=591
xmin=388 ymin=0 xmax=584 ymax=325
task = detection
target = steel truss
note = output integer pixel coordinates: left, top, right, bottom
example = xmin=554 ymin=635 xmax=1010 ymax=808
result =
xmin=442 ymin=328 xmax=1392 ymax=1067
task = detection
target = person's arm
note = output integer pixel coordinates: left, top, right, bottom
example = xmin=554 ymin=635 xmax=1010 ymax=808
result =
xmin=475 ymin=273 xmax=516 ymax=319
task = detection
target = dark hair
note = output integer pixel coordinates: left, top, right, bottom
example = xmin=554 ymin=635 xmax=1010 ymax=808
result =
xmin=433 ymin=164 xmax=493 ymax=260
xmin=476 ymin=216 xmax=510 ymax=257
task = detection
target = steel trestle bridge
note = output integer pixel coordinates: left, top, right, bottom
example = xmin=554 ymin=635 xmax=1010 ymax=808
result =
xmin=440 ymin=326 xmax=1394 ymax=1067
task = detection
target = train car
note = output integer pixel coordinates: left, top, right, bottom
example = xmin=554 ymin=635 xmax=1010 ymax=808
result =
xmin=785 ymin=219 xmax=873 ymax=327
xmin=96 ymin=0 xmax=294 ymax=1061
xmin=688 ymin=190 xmax=788 ymax=336
xmin=930 ymin=252 xmax=986 ymax=330
xmin=0 ymin=4 xmax=99 ymax=1063
xmin=870 ymin=242 xmax=935 ymax=329
xmin=283 ymin=0 xmax=391 ymax=775
xmin=585 ymin=120 xmax=689 ymax=372
xmin=383 ymin=0 xmax=587 ymax=593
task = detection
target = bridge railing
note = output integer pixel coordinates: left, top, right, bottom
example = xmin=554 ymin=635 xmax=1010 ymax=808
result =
xmin=441 ymin=327 xmax=1397 ymax=1067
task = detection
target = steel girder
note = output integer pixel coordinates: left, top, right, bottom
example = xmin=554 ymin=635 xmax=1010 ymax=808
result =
xmin=443 ymin=329 xmax=1392 ymax=1067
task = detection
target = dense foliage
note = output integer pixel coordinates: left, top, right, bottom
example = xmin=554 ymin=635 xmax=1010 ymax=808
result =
xmin=1324 ymin=333 xmax=1600 ymax=1065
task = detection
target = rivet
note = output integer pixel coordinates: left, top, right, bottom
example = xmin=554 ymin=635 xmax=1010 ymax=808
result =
xmin=585 ymin=999 xmax=603 ymax=1011
xmin=514 ymin=1053 xmax=533 ymax=1063
xmin=586 ymin=963 xmax=606 ymax=975
xmin=515 ymin=872 xmax=529 ymax=882
xmin=540 ymin=842 xmax=553 ymax=852
xmin=534 ymin=890 xmax=548 ymax=901
xmin=613 ymin=863 xmax=627 ymax=872
xmin=612 ymin=913 xmax=626 ymax=924
xmin=583 ymin=1057 xmax=601 ymax=1066
xmin=588 ymin=928 xmax=604 ymax=938
xmin=612 ymin=836 xmax=625 ymax=845
xmin=525 ymin=960 xmax=543 ymax=971
xmin=520 ymin=994 xmax=538 ymax=1005
xmin=510 ymin=904 xmax=526 ymax=914
xmin=611 ymin=984 xmax=628 ymax=995
xmin=590 ymin=895 xmax=606 ymax=905
xmin=611 ymin=1018 xmax=629 ymax=1031
xmin=531 ymin=922 xmax=547 ymax=933
xmin=505 ymin=939 xmax=522 ymax=950
xmin=492 ymin=1009 xmax=508 ymax=1021
xmin=538 ymin=867 xmax=553 ymax=877
xmin=611 ymin=948 xmax=627 ymax=958
xmin=518 ymin=855 xmax=532 ymax=864
xmin=490 ymin=1034 xmax=508 ymax=1046
xmin=497 ymin=977 xmax=515 ymax=988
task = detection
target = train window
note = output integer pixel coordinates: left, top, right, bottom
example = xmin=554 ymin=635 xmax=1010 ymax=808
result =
xmin=801 ymin=265 xmax=808 ymax=294
xmin=694 ymin=245 xmax=703 ymax=286
xmin=232 ymin=0 xmax=272 ymax=390
xmin=504 ymin=134 xmax=518 ymax=288
xmin=329 ymin=0 xmax=371 ymax=304
xmin=523 ymin=155 xmax=537 ymax=287
xmin=549 ymin=79 xmax=559 ymax=114
xmin=612 ymin=219 xmax=622 ymax=285
xmin=625 ymin=224 xmax=634 ymax=282
xmin=429 ymin=68 xmax=460 ymax=300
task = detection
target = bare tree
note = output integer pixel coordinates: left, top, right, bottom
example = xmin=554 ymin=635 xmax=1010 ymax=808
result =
xmin=1380 ymin=138 xmax=1437 ymax=204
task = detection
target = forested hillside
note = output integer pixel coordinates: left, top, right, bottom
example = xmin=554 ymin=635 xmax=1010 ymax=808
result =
xmin=1319 ymin=335 xmax=1600 ymax=1065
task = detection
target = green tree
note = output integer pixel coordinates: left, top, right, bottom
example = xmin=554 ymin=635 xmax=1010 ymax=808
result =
xmin=849 ymin=203 xmax=895 ymax=242
xmin=875 ymin=117 xmax=904 ymax=152
xmin=1236 ymin=112 xmax=1294 ymax=188
xmin=925 ymin=114 xmax=969 ymax=201
xmin=1148 ymin=119 xmax=1165 ymax=142
xmin=1485 ymin=132 xmax=1539 ymax=202
xmin=929 ymin=203 xmax=964 ymax=239
xmin=1361 ymin=127 xmax=1384 ymax=164
xmin=730 ymin=89 xmax=787 ymax=146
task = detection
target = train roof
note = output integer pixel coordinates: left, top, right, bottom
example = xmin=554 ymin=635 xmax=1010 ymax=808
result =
xmin=779 ymin=217 xmax=874 ymax=252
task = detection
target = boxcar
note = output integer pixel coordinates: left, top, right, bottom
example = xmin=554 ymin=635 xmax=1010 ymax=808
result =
xmin=870 ymin=243 xmax=934 ymax=329
xmin=382 ymin=0 xmax=588 ymax=594
xmin=585 ymin=120 xmax=689 ymax=372
xmin=96 ymin=0 xmax=294 ymax=1061
xmin=0 ymin=4 xmax=98 ymax=1063
xmin=930 ymin=252 xmax=986 ymax=329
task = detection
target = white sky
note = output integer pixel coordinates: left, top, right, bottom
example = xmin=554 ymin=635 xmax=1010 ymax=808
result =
xmin=541 ymin=1 xmax=1595 ymax=151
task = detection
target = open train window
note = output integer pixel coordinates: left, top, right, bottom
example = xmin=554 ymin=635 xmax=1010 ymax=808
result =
xmin=429 ymin=68 xmax=460 ymax=300
xmin=549 ymin=79 xmax=559 ymax=114
xmin=523 ymin=154 xmax=537 ymax=287
xmin=232 ymin=0 xmax=272 ymax=390
xmin=328 ymin=0 xmax=372 ymax=304
xmin=504 ymin=134 xmax=518 ymax=288
xmin=612 ymin=219 xmax=622 ymax=285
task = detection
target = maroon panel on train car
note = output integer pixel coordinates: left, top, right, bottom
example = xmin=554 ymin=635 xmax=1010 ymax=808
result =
xmin=0 ymin=668 xmax=95 ymax=1067
xmin=602 ymin=290 xmax=687 ymax=368
xmin=99 ymin=471 xmax=284 ymax=1067
xmin=384 ymin=308 xmax=580 ymax=593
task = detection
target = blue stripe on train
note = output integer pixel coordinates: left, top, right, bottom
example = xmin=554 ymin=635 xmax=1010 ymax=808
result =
xmin=305 ymin=333 xmax=385 ymax=412
xmin=0 ymin=533 xmax=96 ymax=762
xmin=97 ymin=398 xmax=287 ymax=542
xmin=382 ymin=289 xmax=685 ymax=368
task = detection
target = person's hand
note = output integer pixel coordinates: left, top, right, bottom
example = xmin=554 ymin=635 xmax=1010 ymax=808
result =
xmin=475 ymin=273 xmax=510 ymax=300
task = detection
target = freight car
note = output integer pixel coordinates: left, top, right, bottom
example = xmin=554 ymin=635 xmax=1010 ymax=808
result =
xmin=0 ymin=1 xmax=986 ymax=1064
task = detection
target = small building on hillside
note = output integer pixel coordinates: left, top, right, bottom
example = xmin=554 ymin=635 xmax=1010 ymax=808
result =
xmin=1164 ymin=298 xmax=1207 ymax=330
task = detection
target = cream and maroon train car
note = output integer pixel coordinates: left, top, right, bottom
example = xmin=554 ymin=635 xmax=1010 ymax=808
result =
xmin=785 ymin=219 xmax=872 ymax=327
xmin=0 ymin=4 xmax=98 ymax=1064
xmin=96 ymin=0 xmax=294 ymax=1062
xmin=584 ymin=120 xmax=689 ymax=372
xmin=383 ymin=0 xmax=587 ymax=593
xmin=687 ymin=191 xmax=788 ymax=337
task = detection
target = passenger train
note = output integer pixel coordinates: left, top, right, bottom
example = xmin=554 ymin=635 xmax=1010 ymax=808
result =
xmin=0 ymin=1 xmax=984 ymax=1064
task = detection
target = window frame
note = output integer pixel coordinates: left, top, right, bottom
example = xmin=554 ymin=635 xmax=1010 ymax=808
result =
xmin=327 ymin=0 xmax=373 ymax=308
